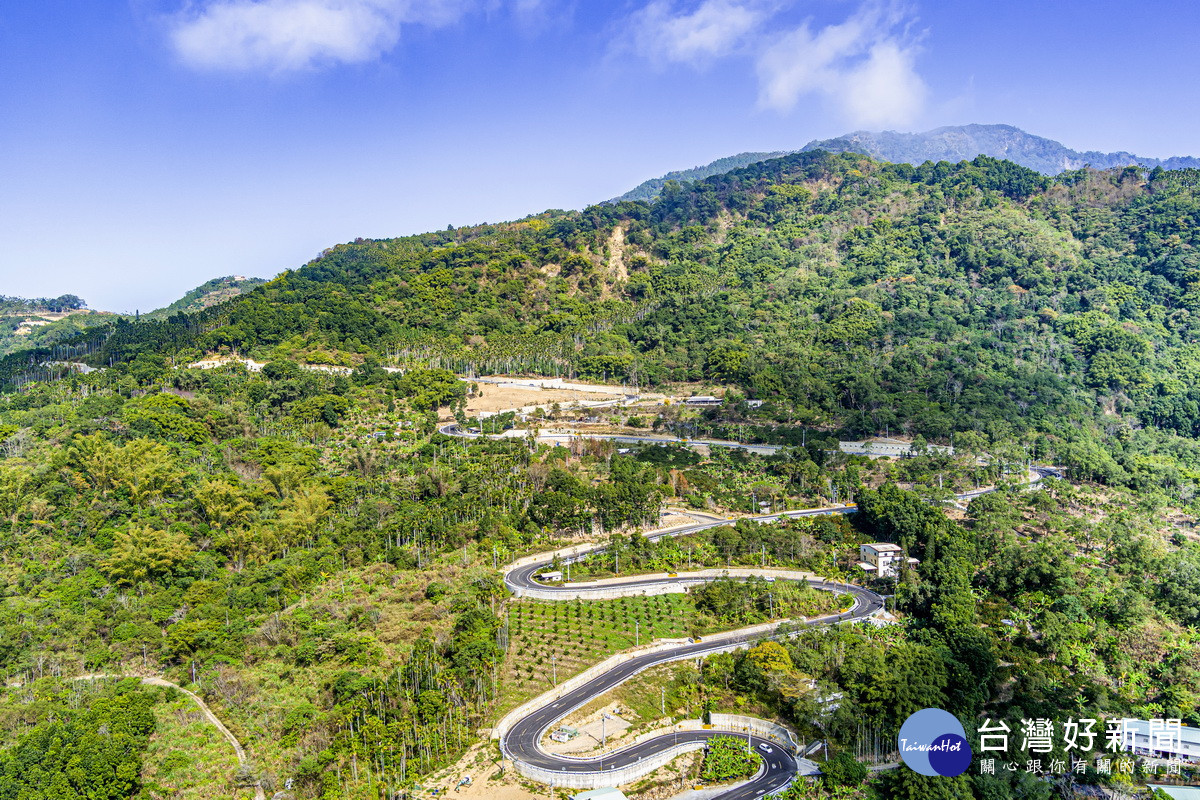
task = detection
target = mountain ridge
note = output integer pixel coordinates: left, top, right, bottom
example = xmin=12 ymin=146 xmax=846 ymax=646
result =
xmin=800 ymin=123 xmax=1200 ymax=175
xmin=613 ymin=123 xmax=1200 ymax=202
xmin=143 ymin=274 xmax=267 ymax=320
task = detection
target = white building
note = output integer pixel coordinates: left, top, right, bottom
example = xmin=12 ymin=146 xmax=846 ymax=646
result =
xmin=572 ymin=789 xmax=628 ymax=800
xmin=1116 ymin=719 xmax=1200 ymax=763
xmin=857 ymin=543 xmax=917 ymax=578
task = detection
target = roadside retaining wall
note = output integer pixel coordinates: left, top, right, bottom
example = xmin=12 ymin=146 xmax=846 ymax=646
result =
xmin=507 ymin=716 xmax=796 ymax=790
xmin=509 ymin=740 xmax=710 ymax=789
xmin=504 ymin=519 xmax=712 ymax=576
xmin=708 ymin=714 xmax=802 ymax=752
xmin=625 ymin=717 xmax=801 ymax=755
xmin=511 ymin=568 xmax=832 ymax=601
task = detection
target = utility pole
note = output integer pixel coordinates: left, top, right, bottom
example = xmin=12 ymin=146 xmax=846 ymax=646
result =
xmin=661 ymin=687 xmax=666 ymax=716
xmin=551 ymin=655 xmax=557 ymax=686
xmin=636 ymin=620 xmax=640 ymax=647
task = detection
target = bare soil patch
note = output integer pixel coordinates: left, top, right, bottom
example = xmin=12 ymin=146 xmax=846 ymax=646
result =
xmin=460 ymin=385 xmax=616 ymax=417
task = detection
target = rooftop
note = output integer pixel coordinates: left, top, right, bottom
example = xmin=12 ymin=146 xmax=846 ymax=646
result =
xmin=572 ymin=789 xmax=629 ymax=800
xmin=1122 ymin=719 xmax=1200 ymax=747
xmin=1149 ymin=788 xmax=1200 ymax=800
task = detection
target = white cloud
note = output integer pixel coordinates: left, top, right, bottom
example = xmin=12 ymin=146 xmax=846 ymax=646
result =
xmin=169 ymin=0 xmax=473 ymax=72
xmin=630 ymin=0 xmax=771 ymax=64
xmin=623 ymin=0 xmax=927 ymax=127
xmin=837 ymin=40 xmax=926 ymax=127
xmin=756 ymin=1 xmax=926 ymax=125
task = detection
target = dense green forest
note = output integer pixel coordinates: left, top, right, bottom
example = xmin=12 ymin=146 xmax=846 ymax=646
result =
xmin=0 ymin=151 xmax=1198 ymax=798
xmin=18 ymin=151 xmax=1200 ymax=495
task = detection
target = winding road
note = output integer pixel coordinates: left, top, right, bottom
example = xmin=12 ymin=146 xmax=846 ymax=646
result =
xmin=477 ymin=421 xmax=1055 ymax=798
xmin=499 ymin=566 xmax=882 ymax=798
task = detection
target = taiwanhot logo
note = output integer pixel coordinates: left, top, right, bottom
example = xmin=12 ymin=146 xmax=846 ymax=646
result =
xmin=897 ymin=708 xmax=973 ymax=777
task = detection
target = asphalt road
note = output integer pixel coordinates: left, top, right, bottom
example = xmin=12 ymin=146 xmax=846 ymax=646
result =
xmin=482 ymin=422 xmax=1054 ymax=799
xmin=502 ymin=548 xmax=885 ymax=798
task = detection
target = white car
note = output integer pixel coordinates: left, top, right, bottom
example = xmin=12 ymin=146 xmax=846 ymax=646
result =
xmin=758 ymin=743 xmax=773 ymax=753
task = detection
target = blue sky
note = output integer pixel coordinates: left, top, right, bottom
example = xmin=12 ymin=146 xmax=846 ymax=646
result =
xmin=2 ymin=0 xmax=1199 ymax=312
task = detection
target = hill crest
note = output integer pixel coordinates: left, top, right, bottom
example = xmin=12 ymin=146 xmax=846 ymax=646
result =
xmin=613 ymin=123 xmax=1200 ymax=201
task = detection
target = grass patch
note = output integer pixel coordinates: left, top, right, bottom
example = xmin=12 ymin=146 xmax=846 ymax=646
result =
xmin=140 ymin=690 xmax=248 ymax=799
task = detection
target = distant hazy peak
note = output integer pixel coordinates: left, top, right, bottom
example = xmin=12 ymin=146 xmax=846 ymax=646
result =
xmin=611 ymin=123 xmax=1200 ymax=203
xmin=799 ymin=124 xmax=1200 ymax=175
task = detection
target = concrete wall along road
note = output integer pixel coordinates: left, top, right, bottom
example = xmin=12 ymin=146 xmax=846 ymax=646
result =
xmin=512 ymin=568 xmax=823 ymax=601
xmin=509 ymin=740 xmax=712 ymax=789
xmin=506 ymin=715 xmax=798 ymax=790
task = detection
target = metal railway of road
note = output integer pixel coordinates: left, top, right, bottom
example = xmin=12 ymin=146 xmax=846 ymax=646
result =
xmin=461 ymin=421 xmax=1056 ymax=799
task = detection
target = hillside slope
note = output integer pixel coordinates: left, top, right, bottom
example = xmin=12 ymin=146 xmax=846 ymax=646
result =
xmin=11 ymin=151 xmax=1200 ymax=489
xmin=612 ymin=150 xmax=791 ymax=203
xmin=144 ymin=275 xmax=267 ymax=319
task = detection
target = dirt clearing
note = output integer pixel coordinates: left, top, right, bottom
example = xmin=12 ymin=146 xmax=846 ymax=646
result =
xmin=460 ymin=385 xmax=618 ymax=417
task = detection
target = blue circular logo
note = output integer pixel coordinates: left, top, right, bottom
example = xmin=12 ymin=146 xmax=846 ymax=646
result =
xmin=897 ymin=708 xmax=972 ymax=776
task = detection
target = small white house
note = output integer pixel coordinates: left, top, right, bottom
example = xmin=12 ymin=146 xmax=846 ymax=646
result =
xmin=858 ymin=543 xmax=917 ymax=578
xmin=536 ymin=571 xmax=563 ymax=582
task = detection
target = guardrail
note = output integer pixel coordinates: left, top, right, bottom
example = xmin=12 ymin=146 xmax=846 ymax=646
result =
xmin=513 ymin=568 xmax=825 ymax=601
xmin=708 ymin=714 xmax=802 ymax=752
xmin=506 ymin=715 xmax=799 ymax=790
xmin=509 ymin=740 xmax=710 ymax=789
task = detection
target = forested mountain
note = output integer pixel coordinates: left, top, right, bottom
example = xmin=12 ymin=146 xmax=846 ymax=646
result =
xmin=612 ymin=150 xmax=791 ymax=202
xmin=0 ymin=294 xmax=86 ymax=314
xmin=0 ymin=294 xmax=107 ymax=358
xmin=143 ymin=275 xmax=267 ymax=320
xmin=0 ymin=276 xmax=264 ymax=358
xmin=2 ymin=151 xmax=1200 ymax=798
xmin=27 ymin=150 xmax=1200 ymax=490
xmin=614 ymin=124 xmax=1200 ymax=203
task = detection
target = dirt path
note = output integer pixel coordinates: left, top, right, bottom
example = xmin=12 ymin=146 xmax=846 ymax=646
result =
xmin=77 ymin=673 xmax=265 ymax=800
